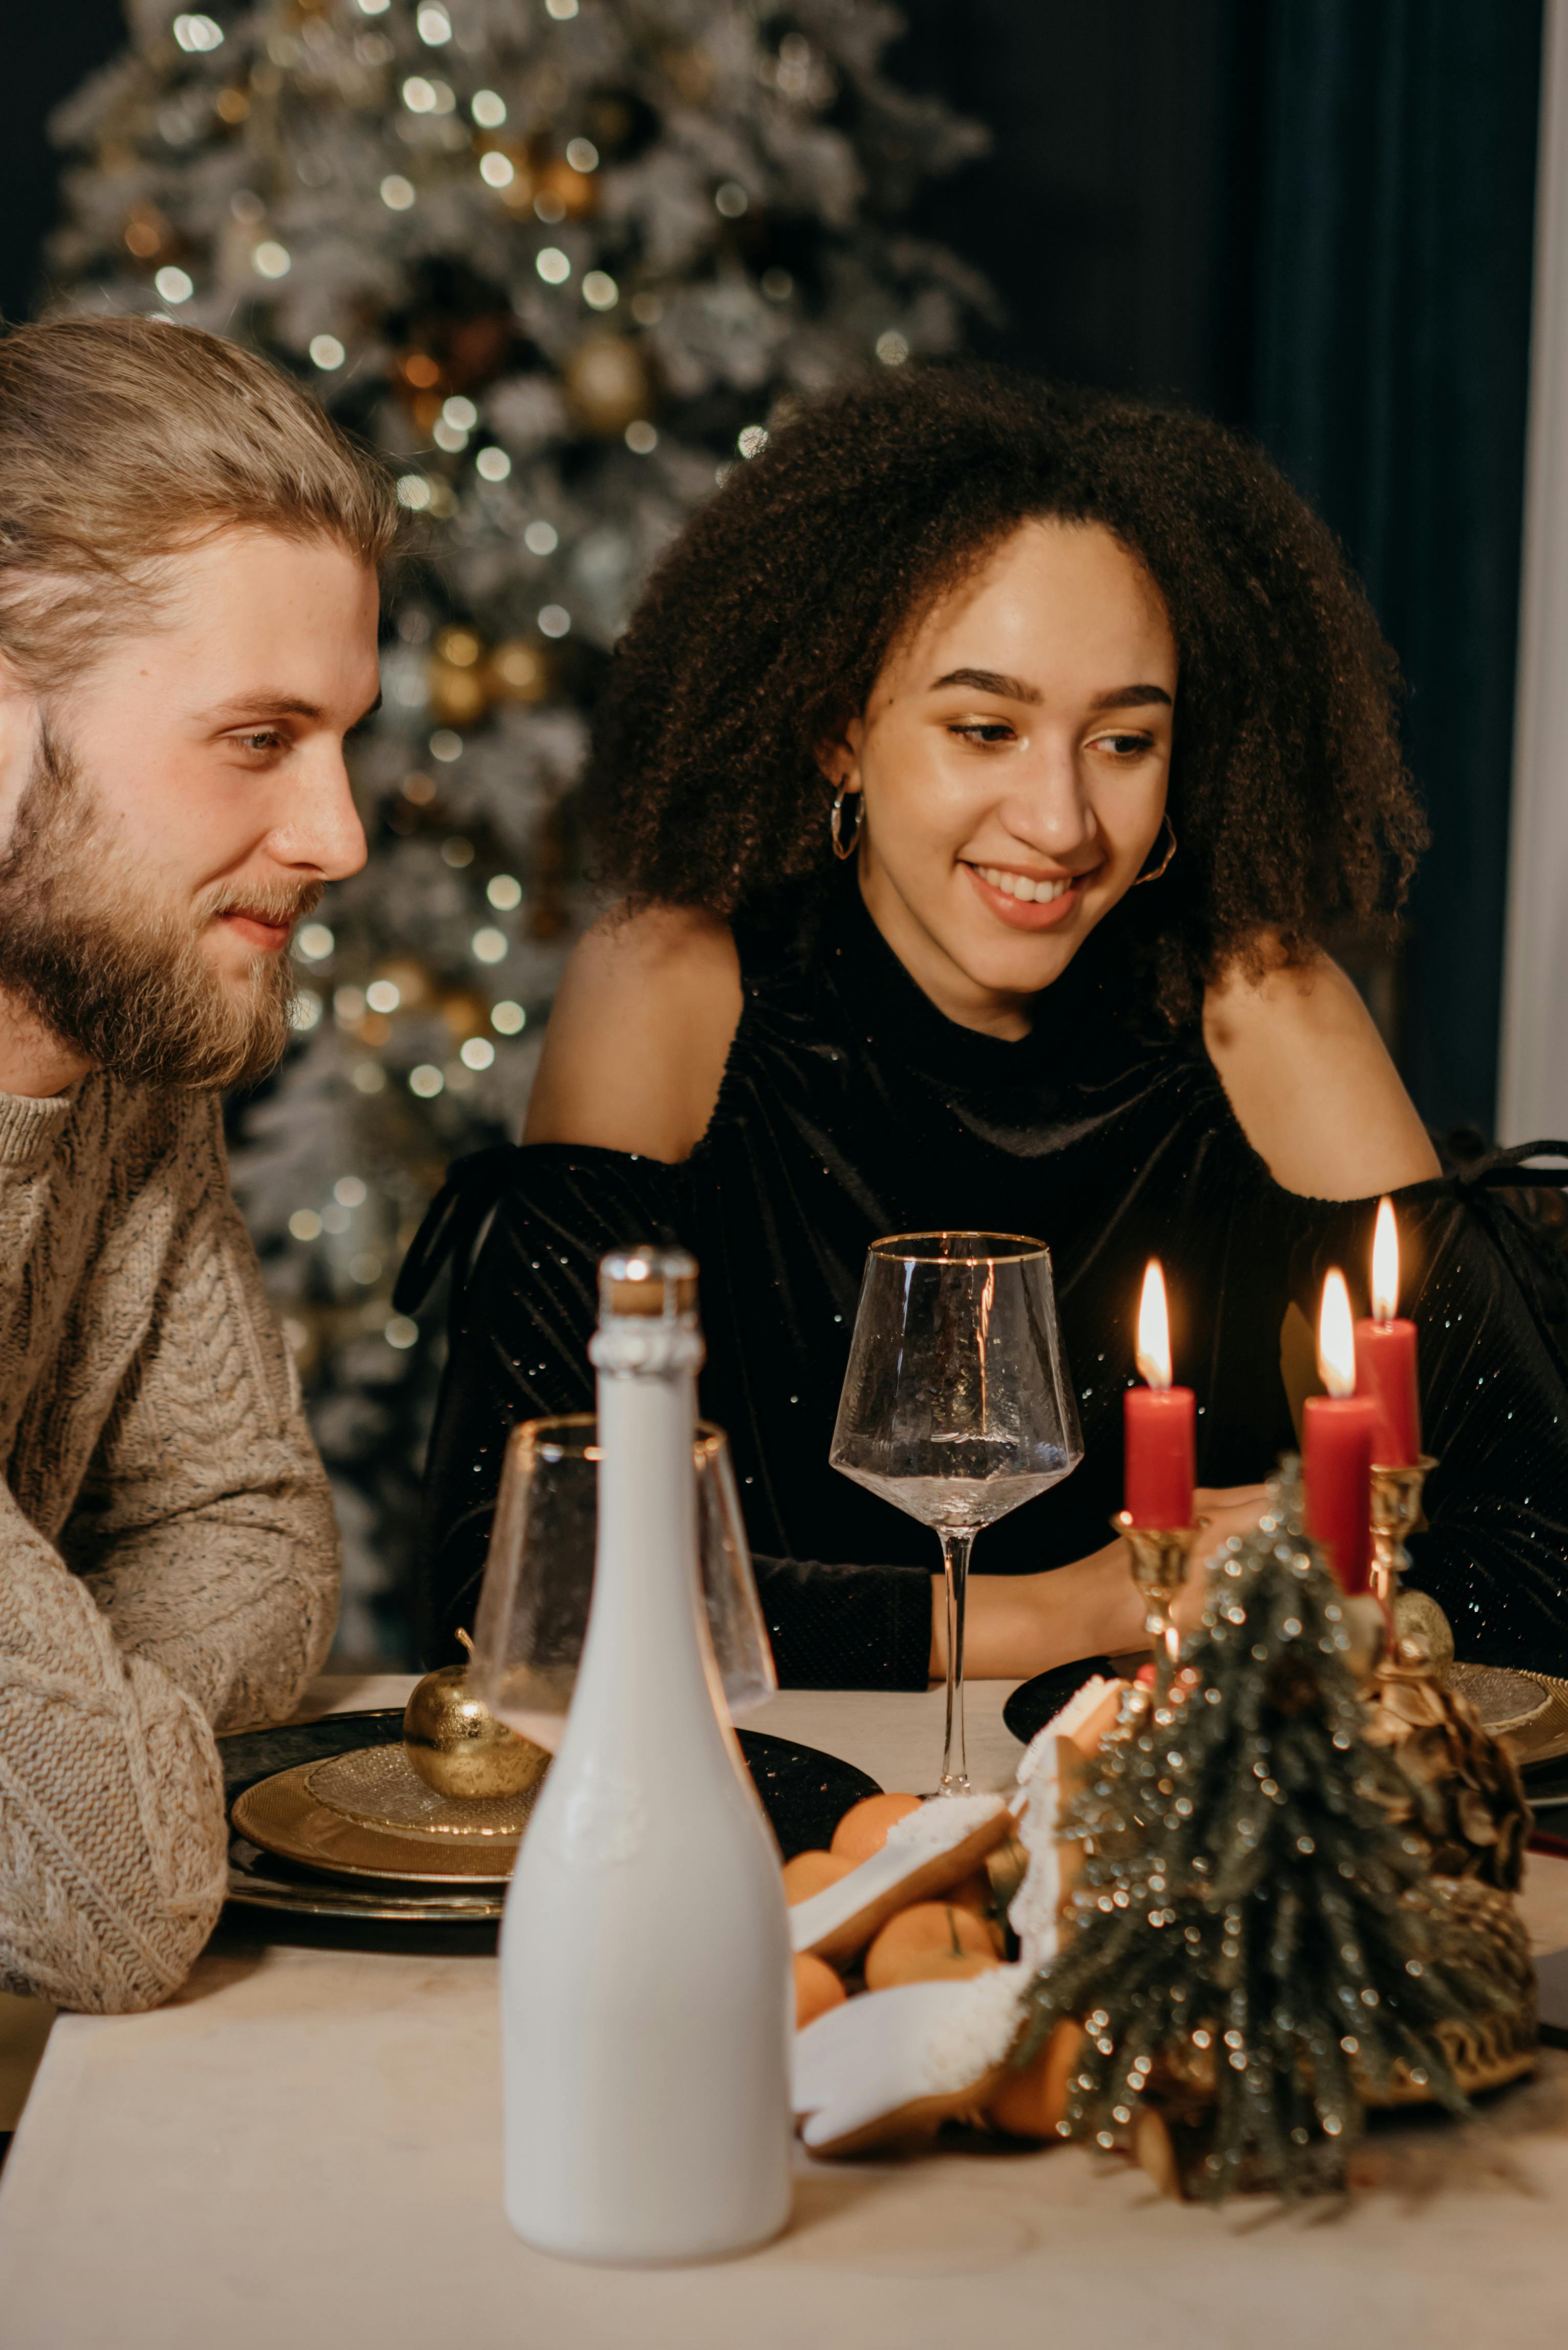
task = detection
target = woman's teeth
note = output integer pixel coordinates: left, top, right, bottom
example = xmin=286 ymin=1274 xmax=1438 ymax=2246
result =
xmin=974 ymin=865 xmax=1074 ymax=904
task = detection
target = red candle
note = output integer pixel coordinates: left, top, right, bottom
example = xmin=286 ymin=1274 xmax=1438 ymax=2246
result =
xmin=1123 ymin=1260 xmax=1195 ymax=1528
xmin=1354 ymin=1196 xmax=1421 ymax=1467
xmin=1303 ymin=1268 xmax=1377 ymax=1592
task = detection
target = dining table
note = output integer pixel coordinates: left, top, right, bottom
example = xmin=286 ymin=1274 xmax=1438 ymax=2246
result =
xmin=1 ymin=1671 xmax=1566 ymax=2350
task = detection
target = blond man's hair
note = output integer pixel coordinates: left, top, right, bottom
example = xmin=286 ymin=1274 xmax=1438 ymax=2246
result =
xmin=0 ymin=315 xmax=401 ymax=691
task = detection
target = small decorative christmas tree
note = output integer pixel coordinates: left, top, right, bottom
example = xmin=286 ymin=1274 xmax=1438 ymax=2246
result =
xmin=1016 ymin=1471 xmax=1532 ymax=2199
xmin=45 ymin=1 xmax=987 ymax=1653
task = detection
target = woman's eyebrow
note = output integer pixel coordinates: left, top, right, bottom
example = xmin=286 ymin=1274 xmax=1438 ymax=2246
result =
xmin=927 ymin=666 xmax=1041 ymax=701
xmin=926 ymin=669 xmax=1173 ymax=711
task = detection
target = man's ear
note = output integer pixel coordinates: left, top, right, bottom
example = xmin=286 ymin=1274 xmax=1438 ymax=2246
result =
xmin=0 ymin=654 xmax=42 ymax=854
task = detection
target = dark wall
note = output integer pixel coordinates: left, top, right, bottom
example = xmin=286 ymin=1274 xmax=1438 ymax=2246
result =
xmin=894 ymin=0 xmax=1543 ymax=1138
xmin=0 ymin=1 xmax=124 ymax=325
xmin=8 ymin=2 xmax=1545 ymax=1134
xmin=891 ymin=0 xmax=1255 ymax=417
xmin=1246 ymin=0 xmax=1544 ymax=1139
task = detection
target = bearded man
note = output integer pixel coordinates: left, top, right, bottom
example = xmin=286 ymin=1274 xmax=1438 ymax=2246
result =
xmin=0 ymin=316 xmax=396 ymax=2012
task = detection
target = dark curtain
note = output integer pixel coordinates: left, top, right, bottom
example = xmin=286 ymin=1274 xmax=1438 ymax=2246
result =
xmin=1246 ymin=0 xmax=1545 ymax=1136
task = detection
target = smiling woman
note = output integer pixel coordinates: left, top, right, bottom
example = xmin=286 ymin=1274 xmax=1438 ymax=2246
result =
xmin=407 ymin=365 xmax=1568 ymax=1693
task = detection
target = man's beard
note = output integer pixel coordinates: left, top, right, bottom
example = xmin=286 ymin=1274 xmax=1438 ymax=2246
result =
xmin=0 ymin=727 xmax=319 ymax=1091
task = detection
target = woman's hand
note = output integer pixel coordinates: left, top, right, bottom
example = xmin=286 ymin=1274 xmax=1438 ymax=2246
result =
xmin=931 ymin=1482 xmax=1271 ymax=1680
xmin=1176 ymin=1484 xmax=1273 ymax=1628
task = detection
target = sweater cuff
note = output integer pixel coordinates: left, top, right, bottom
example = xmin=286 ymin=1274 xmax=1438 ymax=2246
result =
xmin=754 ymin=1554 xmax=933 ymax=1691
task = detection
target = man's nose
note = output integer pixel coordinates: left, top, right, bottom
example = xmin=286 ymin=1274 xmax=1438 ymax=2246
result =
xmin=273 ymin=747 xmax=368 ymax=882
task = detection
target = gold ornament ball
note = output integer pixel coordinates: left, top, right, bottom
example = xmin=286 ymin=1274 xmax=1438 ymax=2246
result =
xmin=564 ymin=333 xmax=651 ymax=437
xmin=372 ymin=954 xmax=435 ymax=1011
xmin=428 ymin=656 xmax=489 ymax=729
xmin=403 ymin=1638 xmax=549 ymax=1800
xmin=487 ymin=638 xmax=551 ymax=704
xmin=435 ymin=624 xmax=483 ymax=670
xmin=535 ymin=155 xmax=597 ymax=219
xmin=439 ymin=987 xmax=491 ymax=1045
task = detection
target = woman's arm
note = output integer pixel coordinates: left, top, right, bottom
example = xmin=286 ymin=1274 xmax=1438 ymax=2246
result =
xmin=1293 ymin=1187 xmax=1568 ymax=1674
xmin=1203 ymin=947 xmax=1439 ymax=1200
xmin=525 ymin=902 xmax=741 ymax=1162
xmin=936 ymin=1486 xmax=1271 ymax=1680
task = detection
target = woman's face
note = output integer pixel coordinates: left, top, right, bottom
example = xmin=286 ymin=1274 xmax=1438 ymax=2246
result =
xmin=833 ymin=517 xmax=1177 ymax=1035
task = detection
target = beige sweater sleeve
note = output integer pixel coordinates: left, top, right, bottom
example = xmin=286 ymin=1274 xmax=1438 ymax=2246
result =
xmin=0 ymin=1500 xmax=229 ymax=2014
xmin=0 ymin=1097 xmax=340 ymax=2013
xmin=64 ymin=1098 xmax=341 ymax=1731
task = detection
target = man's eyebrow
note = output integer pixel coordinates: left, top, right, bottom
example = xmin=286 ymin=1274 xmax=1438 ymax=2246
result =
xmin=196 ymin=694 xmax=326 ymax=725
xmin=193 ymin=690 xmax=385 ymax=729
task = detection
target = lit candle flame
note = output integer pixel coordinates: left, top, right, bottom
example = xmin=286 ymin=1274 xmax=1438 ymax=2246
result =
xmin=1318 ymin=1268 xmax=1356 ymax=1399
xmin=1136 ymin=1259 xmax=1172 ymax=1390
xmin=1371 ymin=1195 xmax=1400 ymax=1323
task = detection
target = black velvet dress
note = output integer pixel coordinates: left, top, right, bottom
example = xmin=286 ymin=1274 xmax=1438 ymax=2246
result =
xmin=403 ymin=879 xmax=1568 ymax=1687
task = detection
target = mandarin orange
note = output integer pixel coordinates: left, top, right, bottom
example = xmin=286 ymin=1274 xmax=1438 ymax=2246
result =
xmin=793 ymin=1952 xmax=848 ymax=2029
xmin=828 ymin=1792 xmax=922 ymax=1864
xmin=863 ymin=1901 xmax=1001 ymax=1990
xmin=780 ymin=1848 xmax=856 ymax=1905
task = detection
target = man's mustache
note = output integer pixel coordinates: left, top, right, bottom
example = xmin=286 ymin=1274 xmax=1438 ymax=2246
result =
xmin=202 ymin=878 xmax=324 ymax=928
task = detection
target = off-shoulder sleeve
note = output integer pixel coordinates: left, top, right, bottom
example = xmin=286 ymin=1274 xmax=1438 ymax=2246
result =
xmin=1289 ymin=1179 xmax=1568 ymax=1675
xmin=409 ymin=1144 xmax=933 ymax=1689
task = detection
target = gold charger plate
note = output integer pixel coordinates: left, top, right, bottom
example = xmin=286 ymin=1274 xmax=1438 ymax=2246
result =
xmin=231 ymin=1754 xmax=525 ymax=1883
xmin=1450 ymin=1663 xmax=1568 ymax=1768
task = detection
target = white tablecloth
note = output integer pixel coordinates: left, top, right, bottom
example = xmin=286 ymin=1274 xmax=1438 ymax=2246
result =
xmin=1 ymin=1674 xmax=1565 ymax=2350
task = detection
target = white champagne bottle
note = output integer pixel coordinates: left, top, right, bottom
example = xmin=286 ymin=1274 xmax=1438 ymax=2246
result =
xmin=499 ymin=1246 xmax=793 ymax=2262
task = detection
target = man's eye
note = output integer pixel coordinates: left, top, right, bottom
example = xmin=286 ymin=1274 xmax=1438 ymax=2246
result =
xmin=232 ymin=730 xmax=287 ymax=755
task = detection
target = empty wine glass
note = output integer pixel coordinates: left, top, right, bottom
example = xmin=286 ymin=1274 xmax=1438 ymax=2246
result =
xmin=467 ymin=1415 xmax=776 ymax=1751
xmin=831 ymin=1232 xmax=1082 ymax=1794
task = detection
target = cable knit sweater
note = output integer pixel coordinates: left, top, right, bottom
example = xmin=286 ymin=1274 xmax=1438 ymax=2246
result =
xmin=0 ymin=1074 xmax=339 ymax=2014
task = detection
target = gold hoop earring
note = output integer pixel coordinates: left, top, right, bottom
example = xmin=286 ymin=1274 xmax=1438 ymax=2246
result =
xmin=830 ymin=788 xmax=863 ymax=861
xmin=1131 ymin=812 xmax=1177 ymax=886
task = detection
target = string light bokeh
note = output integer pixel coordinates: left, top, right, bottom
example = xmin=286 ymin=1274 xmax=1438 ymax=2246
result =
xmin=46 ymin=0 xmax=988 ymax=1655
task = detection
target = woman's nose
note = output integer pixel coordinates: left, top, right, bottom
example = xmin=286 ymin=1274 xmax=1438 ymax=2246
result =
xmin=1000 ymin=744 xmax=1099 ymax=859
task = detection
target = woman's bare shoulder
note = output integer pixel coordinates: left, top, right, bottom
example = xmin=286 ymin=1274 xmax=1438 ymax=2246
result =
xmin=522 ymin=901 xmax=742 ymax=1162
xmin=1201 ymin=940 xmax=1440 ymax=1200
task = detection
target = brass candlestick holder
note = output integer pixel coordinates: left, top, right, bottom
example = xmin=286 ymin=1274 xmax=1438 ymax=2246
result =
xmin=1115 ymin=1513 xmax=1196 ymax=1683
xmin=1369 ymin=1455 xmax=1454 ymax=1676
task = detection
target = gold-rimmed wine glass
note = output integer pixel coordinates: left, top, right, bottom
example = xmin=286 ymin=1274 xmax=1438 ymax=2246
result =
xmin=830 ymin=1232 xmax=1082 ymax=1794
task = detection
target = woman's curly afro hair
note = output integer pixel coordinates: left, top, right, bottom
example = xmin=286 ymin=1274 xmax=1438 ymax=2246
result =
xmin=587 ymin=364 xmax=1427 ymax=1028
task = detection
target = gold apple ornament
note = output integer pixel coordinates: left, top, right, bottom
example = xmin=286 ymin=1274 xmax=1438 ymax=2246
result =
xmin=402 ymin=1630 xmax=549 ymax=1800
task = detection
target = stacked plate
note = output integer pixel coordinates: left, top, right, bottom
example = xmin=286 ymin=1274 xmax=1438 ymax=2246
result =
xmin=222 ymin=1710 xmax=881 ymax=1928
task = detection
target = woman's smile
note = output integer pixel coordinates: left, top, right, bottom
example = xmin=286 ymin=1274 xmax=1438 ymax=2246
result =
xmin=963 ymin=859 xmax=1101 ymax=929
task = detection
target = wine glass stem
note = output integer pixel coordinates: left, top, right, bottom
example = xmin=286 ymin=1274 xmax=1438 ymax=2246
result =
xmin=938 ymin=1529 xmax=973 ymax=1795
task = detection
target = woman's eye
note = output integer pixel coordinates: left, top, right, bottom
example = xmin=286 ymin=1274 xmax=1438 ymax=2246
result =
xmin=950 ymin=722 xmax=1014 ymax=745
xmin=1095 ymin=731 xmax=1157 ymax=760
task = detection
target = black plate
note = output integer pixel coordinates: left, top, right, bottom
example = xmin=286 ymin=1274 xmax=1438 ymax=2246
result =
xmin=1002 ymin=1656 xmax=1116 ymax=1748
xmin=1523 ymin=1750 xmax=1568 ymax=1810
xmin=221 ymin=1710 xmax=880 ymax=1881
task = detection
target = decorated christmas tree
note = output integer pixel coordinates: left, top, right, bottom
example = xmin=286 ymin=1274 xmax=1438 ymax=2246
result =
xmin=45 ymin=0 xmax=986 ymax=1654
xmin=1016 ymin=1476 xmax=1534 ymax=2199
